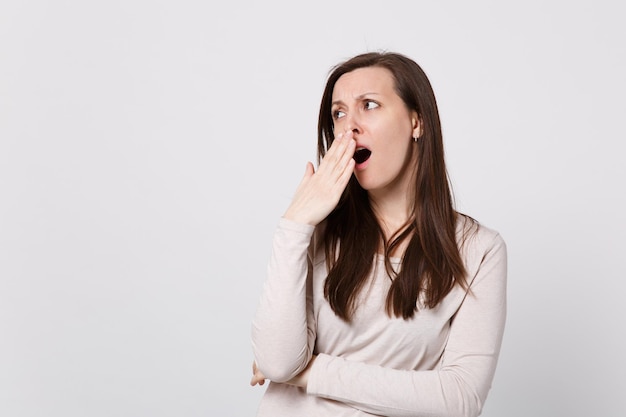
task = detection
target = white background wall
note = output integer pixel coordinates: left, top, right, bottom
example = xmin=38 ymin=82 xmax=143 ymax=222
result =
xmin=1 ymin=1 xmax=624 ymax=416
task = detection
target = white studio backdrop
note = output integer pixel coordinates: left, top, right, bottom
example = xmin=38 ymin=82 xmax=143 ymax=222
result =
xmin=1 ymin=1 xmax=624 ymax=416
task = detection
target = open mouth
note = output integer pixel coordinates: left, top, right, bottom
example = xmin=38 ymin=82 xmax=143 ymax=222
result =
xmin=353 ymin=148 xmax=371 ymax=164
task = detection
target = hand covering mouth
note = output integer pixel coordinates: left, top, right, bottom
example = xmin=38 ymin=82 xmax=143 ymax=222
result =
xmin=353 ymin=148 xmax=372 ymax=164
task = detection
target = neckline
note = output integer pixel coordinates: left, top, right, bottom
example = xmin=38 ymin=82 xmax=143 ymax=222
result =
xmin=375 ymin=253 xmax=402 ymax=264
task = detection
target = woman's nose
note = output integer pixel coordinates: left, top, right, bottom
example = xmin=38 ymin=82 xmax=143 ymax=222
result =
xmin=345 ymin=114 xmax=361 ymax=134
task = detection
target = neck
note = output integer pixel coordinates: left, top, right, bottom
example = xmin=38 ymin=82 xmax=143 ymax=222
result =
xmin=369 ymin=190 xmax=414 ymax=242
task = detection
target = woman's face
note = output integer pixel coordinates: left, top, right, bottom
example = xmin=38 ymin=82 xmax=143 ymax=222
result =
xmin=331 ymin=66 xmax=420 ymax=199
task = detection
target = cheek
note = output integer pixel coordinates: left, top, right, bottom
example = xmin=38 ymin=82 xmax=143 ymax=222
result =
xmin=331 ymin=121 xmax=340 ymax=136
xmin=388 ymin=134 xmax=415 ymax=169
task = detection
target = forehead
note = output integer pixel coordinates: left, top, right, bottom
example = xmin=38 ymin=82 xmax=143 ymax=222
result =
xmin=332 ymin=66 xmax=396 ymax=100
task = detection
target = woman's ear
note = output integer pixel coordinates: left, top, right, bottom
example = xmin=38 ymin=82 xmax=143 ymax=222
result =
xmin=411 ymin=112 xmax=421 ymax=139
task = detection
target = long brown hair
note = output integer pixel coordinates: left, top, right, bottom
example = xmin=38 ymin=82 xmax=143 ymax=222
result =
xmin=318 ymin=52 xmax=472 ymax=321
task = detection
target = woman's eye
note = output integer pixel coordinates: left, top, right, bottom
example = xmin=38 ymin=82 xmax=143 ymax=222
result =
xmin=365 ymin=101 xmax=379 ymax=110
xmin=333 ymin=110 xmax=346 ymax=119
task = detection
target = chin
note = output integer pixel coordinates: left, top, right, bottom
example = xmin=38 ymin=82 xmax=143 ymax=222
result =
xmin=353 ymin=175 xmax=378 ymax=192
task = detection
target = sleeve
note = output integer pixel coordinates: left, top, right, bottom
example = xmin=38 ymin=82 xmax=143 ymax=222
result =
xmin=250 ymin=217 xmax=318 ymax=382
xmin=306 ymin=232 xmax=507 ymax=417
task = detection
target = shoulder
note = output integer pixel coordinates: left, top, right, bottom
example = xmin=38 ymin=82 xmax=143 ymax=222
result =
xmin=456 ymin=214 xmax=505 ymax=251
xmin=456 ymin=214 xmax=507 ymax=276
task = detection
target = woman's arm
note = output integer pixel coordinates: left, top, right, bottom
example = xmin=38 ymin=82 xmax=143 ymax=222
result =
xmin=251 ymin=132 xmax=356 ymax=382
xmin=304 ymin=232 xmax=507 ymax=417
xmin=250 ymin=218 xmax=317 ymax=382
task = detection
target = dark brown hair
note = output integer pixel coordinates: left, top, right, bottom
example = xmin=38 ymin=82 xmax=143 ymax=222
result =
xmin=318 ymin=52 xmax=473 ymax=320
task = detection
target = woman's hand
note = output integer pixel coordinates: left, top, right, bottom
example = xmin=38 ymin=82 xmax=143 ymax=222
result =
xmin=283 ymin=131 xmax=356 ymax=226
xmin=250 ymin=361 xmax=266 ymax=386
xmin=250 ymin=356 xmax=317 ymax=388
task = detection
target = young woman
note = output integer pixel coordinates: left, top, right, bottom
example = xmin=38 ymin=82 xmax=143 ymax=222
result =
xmin=250 ymin=51 xmax=507 ymax=417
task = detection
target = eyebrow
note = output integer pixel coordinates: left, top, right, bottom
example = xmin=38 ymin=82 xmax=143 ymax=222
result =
xmin=331 ymin=92 xmax=381 ymax=107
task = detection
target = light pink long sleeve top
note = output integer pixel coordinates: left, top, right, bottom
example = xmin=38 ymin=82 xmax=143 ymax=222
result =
xmin=251 ymin=217 xmax=507 ymax=417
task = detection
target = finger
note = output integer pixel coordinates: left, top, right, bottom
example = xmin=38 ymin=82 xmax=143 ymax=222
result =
xmin=338 ymin=130 xmax=357 ymax=164
xmin=336 ymin=131 xmax=357 ymax=165
xmin=250 ymin=371 xmax=260 ymax=386
xmin=327 ymin=131 xmax=344 ymax=151
xmin=250 ymin=371 xmax=266 ymax=386
xmin=303 ymin=161 xmax=315 ymax=178
xmin=336 ymin=157 xmax=356 ymax=189
xmin=318 ymin=132 xmax=355 ymax=178
xmin=320 ymin=132 xmax=348 ymax=163
xmin=327 ymin=133 xmax=356 ymax=183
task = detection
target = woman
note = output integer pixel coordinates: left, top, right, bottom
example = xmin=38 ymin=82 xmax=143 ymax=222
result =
xmin=250 ymin=51 xmax=507 ymax=417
